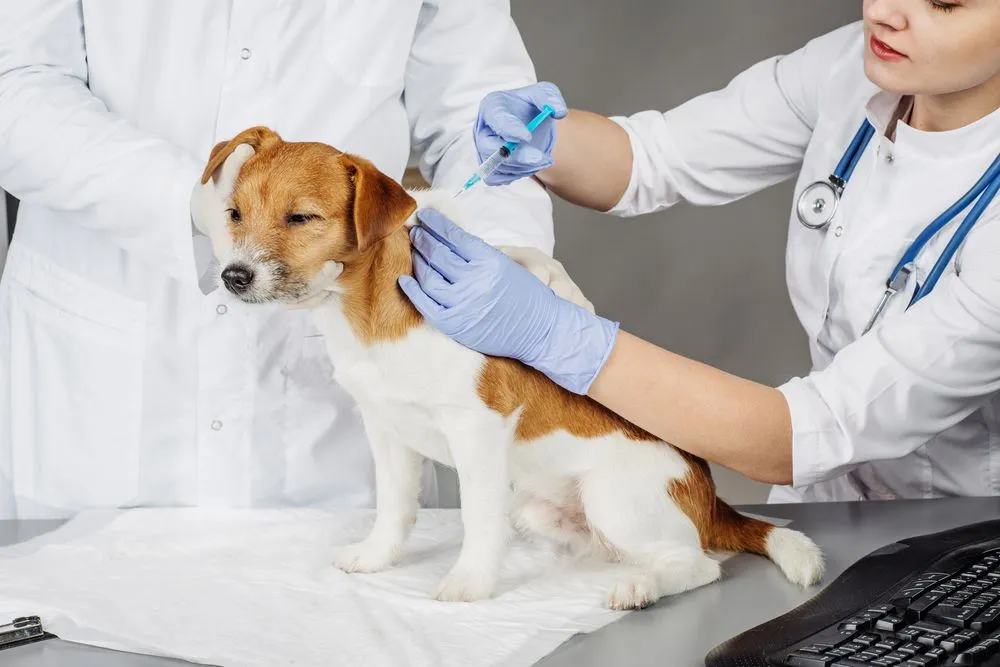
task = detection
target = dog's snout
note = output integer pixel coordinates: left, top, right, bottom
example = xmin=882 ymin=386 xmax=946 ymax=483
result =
xmin=222 ymin=264 xmax=255 ymax=293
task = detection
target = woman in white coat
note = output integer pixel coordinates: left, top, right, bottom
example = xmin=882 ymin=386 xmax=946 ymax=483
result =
xmin=400 ymin=0 xmax=1000 ymax=502
xmin=0 ymin=1 xmax=589 ymax=519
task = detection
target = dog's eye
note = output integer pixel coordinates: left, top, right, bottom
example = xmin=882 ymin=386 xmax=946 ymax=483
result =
xmin=286 ymin=213 xmax=318 ymax=226
xmin=227 ymin=208 xmax=241 ymax=223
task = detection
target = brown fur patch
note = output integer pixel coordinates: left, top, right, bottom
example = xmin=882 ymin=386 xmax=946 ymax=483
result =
xmin=476 ymin=357 xmax=659 ymax=442
xmin=336 ymin=228 xmax=424 ymax=344
xmin=667 ymin=453 xmax=771 ymax=557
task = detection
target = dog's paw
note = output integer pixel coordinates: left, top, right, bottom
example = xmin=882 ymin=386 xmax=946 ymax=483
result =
xmin=607 ymin=572 xmax=660 ymax=611
xmin=433 ymin=566 xmax=496 ymax=603
xmin=334 ymin=540 xmax=400 ymax=574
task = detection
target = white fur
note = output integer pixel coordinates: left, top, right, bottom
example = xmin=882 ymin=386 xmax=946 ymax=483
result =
xmin=270 ymin=189 xmax=823 ymax=608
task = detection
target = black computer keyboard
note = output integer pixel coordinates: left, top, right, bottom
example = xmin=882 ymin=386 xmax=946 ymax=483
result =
xmin=705 ymin=518 xmax=1000 ymax=667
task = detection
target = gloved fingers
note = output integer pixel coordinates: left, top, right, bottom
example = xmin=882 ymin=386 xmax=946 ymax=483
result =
xmin=398 ymin=275 xmax=447 ymax=320
xmin=411 ymin=252 xmax=456 ymax=307
xmin=414 ymin=208 xmax=494 ymax=263
xmin=410 ymin=226 xmax=470 ymax=283
xmin=480 ymin=98 xmax=532 ymax=144
xmin=518 ymin=82 xmax=569 ymax=119
xmin=501 ymin=146 xmax=554 ymax=172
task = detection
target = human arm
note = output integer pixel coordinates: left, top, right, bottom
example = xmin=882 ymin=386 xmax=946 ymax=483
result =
xmin=475 ymin=23 xmax=862 ymax=216
xmin=403 ymin=0 xmax=556 ymax=253
xmin=400 ymin=209 xmax=1000 ymax=488
xmin=0 ymin=0 xmax=204 ymax=284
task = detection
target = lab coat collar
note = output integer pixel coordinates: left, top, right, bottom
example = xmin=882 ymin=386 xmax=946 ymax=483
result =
xmin=865 ymin=88 xmax=1000 ymax=159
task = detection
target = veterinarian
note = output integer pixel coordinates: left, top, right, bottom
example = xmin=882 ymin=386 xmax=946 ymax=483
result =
xmin=400 ymin=1 xmax=1000 ymax=503
xmin=0 ymin=1 xmax=587 ymax=519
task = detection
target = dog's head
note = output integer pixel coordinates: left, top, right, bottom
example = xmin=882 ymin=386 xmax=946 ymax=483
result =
xmin=201 ymin=126 xmax=417 ymax=305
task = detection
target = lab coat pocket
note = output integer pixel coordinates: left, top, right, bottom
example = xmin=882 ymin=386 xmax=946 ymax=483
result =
xmin=321 ymin=0 xmax=419 ymax=88
xmin=4 ymin=245 xmax=145 ymax=512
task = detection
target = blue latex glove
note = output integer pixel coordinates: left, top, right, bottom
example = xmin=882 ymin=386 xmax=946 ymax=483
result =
xmin=474 ymin=82 xmax=569 ymax=186
xmin=397 ymin=209 xmax=619 ymax=395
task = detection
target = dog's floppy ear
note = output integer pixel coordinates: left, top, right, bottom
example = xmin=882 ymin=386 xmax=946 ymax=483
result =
xmin=200 ymin=126 xmax=282 ymax=185
xmin=342 ymin=153 xmax=417 ymax=253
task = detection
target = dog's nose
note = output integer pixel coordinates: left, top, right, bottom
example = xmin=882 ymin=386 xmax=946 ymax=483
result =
xmin=221 ymin=264 xmax=255 ymax=293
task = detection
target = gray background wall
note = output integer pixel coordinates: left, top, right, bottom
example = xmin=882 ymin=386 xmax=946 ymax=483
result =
xmin=509 ymin=0 xmax=863 ymax=504
xmin=2 ymin=1 xmax=864 ymax=506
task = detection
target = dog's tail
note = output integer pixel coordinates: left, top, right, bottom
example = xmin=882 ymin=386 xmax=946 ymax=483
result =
xmin=707 ymin=500 xmax=825 ymax=587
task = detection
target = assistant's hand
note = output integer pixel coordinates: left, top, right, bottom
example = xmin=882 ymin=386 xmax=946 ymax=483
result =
xmin=398 ymin=209 xmax=618 ymax=395
xmin=191 ymin=143 xmax=254 ymax=260
xmin=474 ymin=82 xmax=568 ymax=186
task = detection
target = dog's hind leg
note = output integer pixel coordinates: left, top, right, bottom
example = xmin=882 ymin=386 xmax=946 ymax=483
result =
xmin=578 ymin=460 xmax=721 ymax=610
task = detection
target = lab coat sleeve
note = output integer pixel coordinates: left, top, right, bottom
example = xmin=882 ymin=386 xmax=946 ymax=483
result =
xmin=0 ymin=0 xmax=203 ymax=284
xmin=404 ymin=0 xmax=554 ymax=255
xmin=779 ymin=213 xmax=1000 ymax=488
xmin=606 ymin=22 xmax=862 ymax=217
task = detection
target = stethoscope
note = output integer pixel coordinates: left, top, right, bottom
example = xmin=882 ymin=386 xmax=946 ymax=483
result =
xmin=796 ymin=119 xmax=1000 ymax=335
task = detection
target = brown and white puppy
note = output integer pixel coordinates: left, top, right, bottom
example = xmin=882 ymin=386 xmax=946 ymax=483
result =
xmin=200 ymin=126 xmax=824 ymax=609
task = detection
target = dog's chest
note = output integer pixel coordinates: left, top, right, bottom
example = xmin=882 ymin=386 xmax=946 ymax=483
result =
xmin=311 ymin=303 xmax=487 ymax=461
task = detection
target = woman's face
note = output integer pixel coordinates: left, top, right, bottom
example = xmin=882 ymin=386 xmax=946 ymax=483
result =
xmin=863 ymin=0 xmax=1000 ymax=97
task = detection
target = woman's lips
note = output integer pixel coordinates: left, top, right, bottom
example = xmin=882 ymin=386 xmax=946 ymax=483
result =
xmin=870 ymin=35 xmax=906 ymax=62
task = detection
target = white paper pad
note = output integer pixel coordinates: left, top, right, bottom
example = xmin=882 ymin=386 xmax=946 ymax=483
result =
xmin=0 ymin=508 xmax=791 ymax=666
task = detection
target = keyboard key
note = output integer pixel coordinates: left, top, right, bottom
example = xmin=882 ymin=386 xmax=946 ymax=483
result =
xmin=923 ymin=647 xmax=948 ymax=662
xmin=877 ymin=615 xmax=907 ymax=632
xmin=939 ymin=632 xmax=976 ymax=653
xmin=871 ymin=658 xmax=901 ymax=666
xmin=869 ymin=604 xmax=895 ymax=615
xmin=827 ymin=647 xmax=858 ymax=658
xmin=954 ymin=646 xmax=987 ymax=665
xmin=927 ymin=605 xmax=979 ymax=628
xmin=810 ymin=627 xmax=860 ymax=648
xmin=902 ymin=658 xmax=936 ymax=667
xmin=897 ymin=642 xmax=924 ymax=656
xmin=786 ymin=652 xmax=834 ymax=666
xmin=841 ymin=617 xmax=875 ymax=632
xmin=856 ymin=650 xmax=884 ymax=661
xmin=895 ymin=588 xmax=933 ymax=607
xmin=842 ymin=641 xmax=869 ymax=653
xmin=978 ymin=638 xmax=1000 ymax=657
xmin=875 ymin=638 xmax=904 ymax=651
xmin=896 ymin=629 xmax=922 ymax=642
xmin=907 ymin=595 xmax=945 ymax=620
xmin=798 ymin=644 xmax=829 ymax=654
xmin=912 ymin=620 xmax=955 ymax=635
xmin=971 ymin=605 xmax=1000 ymax=632
xmin=832 ymin=661 xmax=877 ymax=667
xmin=857 ymin=633 xmax=882 ymax=646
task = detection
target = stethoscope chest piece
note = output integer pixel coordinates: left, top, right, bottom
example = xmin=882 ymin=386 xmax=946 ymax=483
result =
xmin=797 ymin=180 xmax=840 ymax=230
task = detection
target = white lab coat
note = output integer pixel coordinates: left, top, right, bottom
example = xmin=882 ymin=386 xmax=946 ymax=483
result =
xmin=608 ymin=22 xmax=1000 ymax=502
xmin=0 ymin=0 xmax=555 ymax=519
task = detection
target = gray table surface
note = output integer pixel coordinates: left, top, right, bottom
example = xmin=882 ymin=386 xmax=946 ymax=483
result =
xmin=2 ymin=497 xmax=999 ymax=666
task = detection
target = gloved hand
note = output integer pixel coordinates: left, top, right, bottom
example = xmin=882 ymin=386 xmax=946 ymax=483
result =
xmin=474 ymin=82 xmax=568 ymax=186
xmin=398 ymin=208 xmax=618 ymax=395
xmin=495 ymin=244 xmax=596 ymax=315
xmin=191 ymin=143 xmax=255 ymax=261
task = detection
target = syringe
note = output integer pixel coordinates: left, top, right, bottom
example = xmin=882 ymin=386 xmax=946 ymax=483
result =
xmin=454 ymin=104 xmax=556 ymax=198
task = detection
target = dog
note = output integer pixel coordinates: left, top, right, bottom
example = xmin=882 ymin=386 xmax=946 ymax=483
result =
xmin=200 ymin=126 xmax=825 ymax=609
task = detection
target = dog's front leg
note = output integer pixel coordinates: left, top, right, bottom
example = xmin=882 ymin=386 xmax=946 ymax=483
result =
xmin=335 ymin=412 xmax=423 ymax=574
xmin=435 ymin=414 xmax=511 ymax=602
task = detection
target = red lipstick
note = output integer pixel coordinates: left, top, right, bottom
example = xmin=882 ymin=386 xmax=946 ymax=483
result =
xmin=870 ymin=35 xmax=906 ymax=61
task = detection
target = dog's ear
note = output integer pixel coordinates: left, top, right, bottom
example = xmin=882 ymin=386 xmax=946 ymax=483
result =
xmin=342 ymin=153 xmax=417 ymax=253
xmin=200 ymin=126 xmax=282 ymax=185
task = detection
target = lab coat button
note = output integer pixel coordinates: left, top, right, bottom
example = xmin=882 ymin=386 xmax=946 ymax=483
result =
xmin=834 ymin=226 xmax=844 ymax=237
xmin=885 ymin=153 xmax=895 ymax=164
xmin=240 ymin=48 xmax=251 ymax=61
xmin=216 ymin=304 xmax=228 ymax=315
xmin=211 ymin=420 xmax=223 ymax=431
